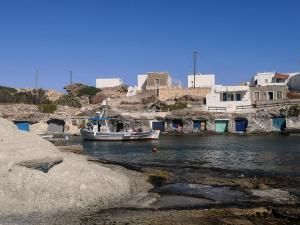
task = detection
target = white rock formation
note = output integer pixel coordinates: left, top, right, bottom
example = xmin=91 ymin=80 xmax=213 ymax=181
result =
xmin=0 ymin=118 xmax=131 ymax=216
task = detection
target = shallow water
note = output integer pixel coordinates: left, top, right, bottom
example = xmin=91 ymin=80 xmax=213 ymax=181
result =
xmin=83 ymin=135 xmax=300 ymax=176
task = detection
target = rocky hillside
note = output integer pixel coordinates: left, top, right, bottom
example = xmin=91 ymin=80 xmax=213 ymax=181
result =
xmin=61 ymin=83 xmax=128 ymax=107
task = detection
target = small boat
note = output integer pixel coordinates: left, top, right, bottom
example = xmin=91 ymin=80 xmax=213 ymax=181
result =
xmin=81 ymin=129 xmax=160 ymax=141
xmin=80 ymin=108 xmax=160 ymax=141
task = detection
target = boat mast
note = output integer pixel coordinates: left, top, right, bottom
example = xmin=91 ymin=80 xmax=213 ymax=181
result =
xmin=105 ymin=99 xmax=109 ymax=132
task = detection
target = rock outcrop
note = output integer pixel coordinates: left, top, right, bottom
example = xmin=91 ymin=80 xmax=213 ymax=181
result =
xmin=0 ymin=118 xmax=132 ymax=216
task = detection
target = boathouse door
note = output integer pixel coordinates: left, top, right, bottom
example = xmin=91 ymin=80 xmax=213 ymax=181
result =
xmin=13 ymin=121 xmax=29 ymax=132
xmin=215 ymin=120 xmax=229 ymax=133
xmin=152 ymin=121 xmax=165 ymax=132
xmin=235 ymin=118 xmax=248 ymax=133
xmin=272 ymin=117 xmax=286 ymax=131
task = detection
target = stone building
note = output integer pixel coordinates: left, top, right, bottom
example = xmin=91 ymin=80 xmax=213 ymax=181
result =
xmin=137 ymin=72 xmax=172 ymax=92
xmin=250 ymin=85 xmax=288 ymax=105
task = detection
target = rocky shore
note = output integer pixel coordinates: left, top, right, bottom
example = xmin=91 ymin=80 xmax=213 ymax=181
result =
xmin=0 ymin=115 xmax=300 ymax=224
xmin=0 ymin=118 xmax=151 ymax=219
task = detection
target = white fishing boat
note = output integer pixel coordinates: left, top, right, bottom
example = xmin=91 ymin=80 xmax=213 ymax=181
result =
xmin=81 ymin=129 xmax=160 ymax=141
xmin=80 ymin=107 xmax=160 ymax=141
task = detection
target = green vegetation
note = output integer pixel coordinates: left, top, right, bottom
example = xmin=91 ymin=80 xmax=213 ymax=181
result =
xmin=0 ymin=86 xmax=49 ymax=104
xmin=287 ymin=105 xmax=300 ymax=117
xmin=38 ymin=103 xmax=57 ymax=113
xmin=77 ymin=86 xmax=100 ymax=98
xmin=160 ymin=102 xmax=187 ymax=111
xmin=56 ymin=94 xmax=81 ymax=107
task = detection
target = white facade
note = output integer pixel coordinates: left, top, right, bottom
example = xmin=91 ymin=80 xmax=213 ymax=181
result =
xmin=287 ymin=72 xmax=300 ymax=91
xmin=251 ymin=72 xmax=289 ymax=86
xmin=126 ymin=86 xmax=138 ymax=97
xmin=137 ymin=74 xmax=148 ymax=91
xmin=188 ymin=73 xmax=215 ymax=88
xmin=96 ymin=78 xmax=123 ymax=88
xmin=206 ymin=85 xmax=251 ymax=112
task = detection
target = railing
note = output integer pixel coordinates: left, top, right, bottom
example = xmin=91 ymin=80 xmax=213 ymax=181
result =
xmin=208 ymin=106 xmax=227 ymax=112
xmin=236 ymin=105 xmax=255 ymax=111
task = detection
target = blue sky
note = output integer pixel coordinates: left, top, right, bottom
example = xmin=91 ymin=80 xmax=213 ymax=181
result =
xmin=0 ymin=0 xmax=299 ymax=91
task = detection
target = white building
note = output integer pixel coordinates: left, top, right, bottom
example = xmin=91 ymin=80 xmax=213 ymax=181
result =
xmin=137 ymin=74 xmax=148 ymax=91
xmin=126 ymin=86 xmax=138 ymax=97
xmin=251 ymin=72 xmax=289 ymax=86
xmin=206 ymin=85 xmax=251 ymax=112
xmin=188 ymin=73 xmax=215 ymax=88
xmin=287 ymin=72 xmax=300 ymax=91
xmin=96 ymin=78 xmax=123 ymax=88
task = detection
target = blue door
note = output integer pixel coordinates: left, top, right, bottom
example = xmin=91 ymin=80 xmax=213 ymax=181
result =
xmin=193 ymin=120 xmax=201 ymax=129
xmin=14 ymin=121 xmax=29 ymax=132
xmin=235 ymin=118 xmax=248 ymax=132
xmin=152 ymin=121 xmax=165 ymax=132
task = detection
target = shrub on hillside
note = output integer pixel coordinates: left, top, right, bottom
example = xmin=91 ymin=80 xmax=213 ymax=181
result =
xmin=0 ymin=86 xmax=50 ymax=104
xmin=57 ymin=94 xmax=81 ymax=107
xmin=77 ymin=86 xmax=100 ymax=98
xmin=160 ymin=102 xmax=187 ymax=111
xmin=288 ymin=105 xmax=300 ymax=117
xmin=38 ymin=103 xmax=57 ymax=113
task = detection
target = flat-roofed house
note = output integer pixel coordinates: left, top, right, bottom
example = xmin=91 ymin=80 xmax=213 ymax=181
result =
xmin=250 ymin=72 xmax=290 ymax=86
xmin=188 ymin=73 xmax=215 ymax=88
xmin=206 ymin=85 xmax=251 ymax=112
xmin=287 ymin=72 xmax=300 ymax=91
xmin=145 ymin=72 xmax=172 ymax=90
xmin=136 ymin=72 xmax=172 ymax=92
xmin=249 ymin=71 xmax=290 ymax=105
xmin=96 ymin=78 xmax=123 ymax=88
xmin=250 ymin=85 xmax=288 ymax=104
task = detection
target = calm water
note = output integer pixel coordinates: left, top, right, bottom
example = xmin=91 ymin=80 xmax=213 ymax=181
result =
xmin=83 ymin=135 xmax=300 ymax=176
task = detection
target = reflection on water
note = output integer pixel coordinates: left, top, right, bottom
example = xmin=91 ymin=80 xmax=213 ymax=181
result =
xmin=83 ymin=135 xmax=300 ymax=176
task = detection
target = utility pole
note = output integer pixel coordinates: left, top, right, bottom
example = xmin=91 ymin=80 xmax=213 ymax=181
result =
xmin=193 ymin=52 xmax=198 ymax=88
xmin=35 ymin=69 xmax=39 ymax=105
xmin=70 ymin=70 xmax=73 ymax=85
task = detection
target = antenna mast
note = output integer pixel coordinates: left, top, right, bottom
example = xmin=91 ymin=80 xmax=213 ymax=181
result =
xmin=193 ymin=52 xmax=198 ymax=88
xmin=70 ymin=70 xmax=73 ymax=84
xmin=35 ymin=69 xmax=39 ymax=105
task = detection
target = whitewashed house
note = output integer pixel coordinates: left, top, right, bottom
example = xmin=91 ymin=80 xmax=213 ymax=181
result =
xmin=206 ymin=85 xmax=251 ymax=112
xmin=250 ymin=72 xmax=290 ymax=86
xmin=287 ymin=72 xmax=300 ymax=91
xmin=96 ymin=78 xmax=123 ymax=88
xmin=188 ymin=73 xmax=215 ymax=88
xmin=137 ymin=74 xmax=148 ymax=92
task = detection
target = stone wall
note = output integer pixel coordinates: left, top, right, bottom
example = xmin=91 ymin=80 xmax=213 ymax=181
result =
xmin=158 ymin=87 xmax=211 ymax=101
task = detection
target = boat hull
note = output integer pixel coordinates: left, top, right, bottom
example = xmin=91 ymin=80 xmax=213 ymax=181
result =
xmin=80 ymin=129 xmax=160 ymax=141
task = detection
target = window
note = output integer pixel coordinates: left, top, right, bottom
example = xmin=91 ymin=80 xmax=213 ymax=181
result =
xmin=155 ymin=78 xmax=160 ymax=85
xmin=236 ymin=93 xmax=241 ymax=101
xmin=228 ymin=93 xmax=234 ymax=101
xmin=277 ymin=91 xmax=283 ymax=99
xmin=254 ymin=91 xmax=260 ymax=101
xmin=267 ymin=91 xmax=274 ymax=100
xmin=222 ymin=93 xmax=227 ymax=101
